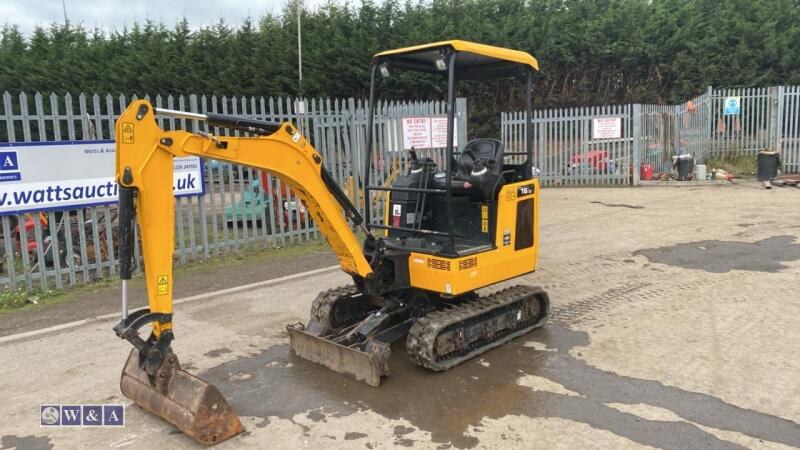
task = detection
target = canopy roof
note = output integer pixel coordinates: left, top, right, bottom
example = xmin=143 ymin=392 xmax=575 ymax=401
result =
xmin=373 ymin=40 xmax=539 ymax=80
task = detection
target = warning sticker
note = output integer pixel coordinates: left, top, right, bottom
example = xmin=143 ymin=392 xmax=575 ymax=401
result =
xmin=121 ymin=122 xmax=134 ymax=144
xmin=157 ymin=275 xmax=168 ymax=296
xmin=391 ymin=204 xmax=402 ymax=227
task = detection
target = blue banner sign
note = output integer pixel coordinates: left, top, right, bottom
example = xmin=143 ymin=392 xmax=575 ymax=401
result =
xmin=0 ymin=140 xmax=204 ymax=215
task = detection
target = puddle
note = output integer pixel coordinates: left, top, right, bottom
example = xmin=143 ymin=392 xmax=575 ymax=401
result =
xmin=344 ymin=432 xmax=368 ymax=440
xmin=201 ymin=324 xmax=800 ymax=449
xmin=634 ymin=235 xmax=800 ymax=273
xmin=0 ymin=435 xmax=53 ymax=450
xmin=204 ymin=348 xmax=232 ymax=358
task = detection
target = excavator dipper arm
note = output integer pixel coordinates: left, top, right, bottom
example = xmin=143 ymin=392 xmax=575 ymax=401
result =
xmin=112 ymin=100 xmax=373 ymax=445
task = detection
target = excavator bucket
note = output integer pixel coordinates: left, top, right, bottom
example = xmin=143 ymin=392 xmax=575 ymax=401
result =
xmin=287 ymin=324 xmax=389 ymax=387
xmin=120 ymin=349 xmax=245 ymax=445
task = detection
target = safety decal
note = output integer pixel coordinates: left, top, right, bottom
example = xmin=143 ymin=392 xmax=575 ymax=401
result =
xmin=121 ymin=123 xmax=134 ymax=144
xmin=157 ymin=275 xmax=168 ymax=295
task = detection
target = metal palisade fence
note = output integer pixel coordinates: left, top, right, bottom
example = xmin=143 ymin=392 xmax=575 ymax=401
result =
xmin=0 ymin=91 xmax=466 ymax=293
xmin=502 ymin=85 xmax=800 ymax=186
xmin=780 ymin=86 xmax=800 ymax=173
xmin=503 ymin=105 xmax=633 ymax=186
xmin=638 ymin=89 xmax=713 ymax=176
xmin=2 ymin=84 xmax=797 ymax=293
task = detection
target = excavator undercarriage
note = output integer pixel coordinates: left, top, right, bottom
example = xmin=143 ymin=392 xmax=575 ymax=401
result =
xmin=288 ymin=284 xmax=549 ymax=386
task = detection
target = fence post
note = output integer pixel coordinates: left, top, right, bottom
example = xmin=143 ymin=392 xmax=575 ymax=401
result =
xmin=706 ymin=86 xmax=714 ymax=160
xmin=2 ymin=91 xmax=15 ymax=142
xmin=189 ymin=94 xmax=210 ymax=260
xmin=632 ymin=104 xmax=642 ymax=185
xmin=769 ymin=85 xmax=784 ymax=152
xmin=456 ymin=97 xmax=468 ymax=151
xmin=347 ymin=97 xmax=363 ymax=216
xmin=672 ymin=103 xmax=681 ymax=158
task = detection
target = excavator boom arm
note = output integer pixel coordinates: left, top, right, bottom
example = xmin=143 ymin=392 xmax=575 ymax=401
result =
xmin=116 ymin=100 xmax=373 ymax=331
xmin=112 ymin=100 xmax=374 ymax=444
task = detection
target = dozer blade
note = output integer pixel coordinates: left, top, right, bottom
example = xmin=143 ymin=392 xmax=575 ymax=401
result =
xmin=120 ymin=349 xmax=245 ymax=445
xmin=286 ymin=323 xmax=389 ymax=387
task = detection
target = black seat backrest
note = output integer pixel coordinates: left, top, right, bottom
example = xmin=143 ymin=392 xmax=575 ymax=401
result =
xmin=456 ymin=139 xmax=505 ymax=178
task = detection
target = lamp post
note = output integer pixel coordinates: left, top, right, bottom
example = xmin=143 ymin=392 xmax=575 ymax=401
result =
xmin=297 ymin=0 xmax=303 ymax=93
xmin=295 ymin=0 xmax=308 ymax=115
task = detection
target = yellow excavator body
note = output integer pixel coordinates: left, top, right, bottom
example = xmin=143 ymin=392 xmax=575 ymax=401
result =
xmin=406 ymin=180 xmax=539 ymax=296
xmin=112 ymin=40 xmax=548 ymax=445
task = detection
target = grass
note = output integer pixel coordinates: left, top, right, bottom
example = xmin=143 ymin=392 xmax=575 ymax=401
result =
xmin=0 ymin=237 xmax=331 ymax=312
xmin=174 ymin=236 xmax=330 ymax=275
xmin=0 ymin=289 xmax=61 ymax=310
xmin=706 ymin=154 xmax=758 ymax=179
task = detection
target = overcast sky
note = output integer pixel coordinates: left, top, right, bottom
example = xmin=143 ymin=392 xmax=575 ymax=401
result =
xmin=2 ymin=0 xmax=326 ymax=35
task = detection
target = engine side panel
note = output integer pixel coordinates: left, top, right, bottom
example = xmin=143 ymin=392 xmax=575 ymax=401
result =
xmin=407 ymin=179 xmax=539 ymax=295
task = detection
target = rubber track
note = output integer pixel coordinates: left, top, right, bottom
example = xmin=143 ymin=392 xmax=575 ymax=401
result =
xmin=309 ymin=284 xmax=361 ymax=335
xmin=406 ymin=285 xmax=549 ymax=371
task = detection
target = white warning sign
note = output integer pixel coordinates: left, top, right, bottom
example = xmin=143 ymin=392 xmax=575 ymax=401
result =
xmin=430 ymin=118 xmax=457 ymax=148
xmin=592 ymin=117 xmax=622 ymax=139
xmin=402 ymin=117 xmax=458 ymax=150
xmin=402 ymin=117 xmax=431 ymax=150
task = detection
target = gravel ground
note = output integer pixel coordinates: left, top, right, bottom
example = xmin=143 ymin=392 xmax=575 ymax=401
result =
xmin=1 ymin=181 xmax=799 ymax=450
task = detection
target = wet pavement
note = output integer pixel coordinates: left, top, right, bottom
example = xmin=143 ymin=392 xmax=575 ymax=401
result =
xmin=634 ymin=235 xmax=800 ymax=273
xmin=1 ymin=183 xmax=799 ymax=449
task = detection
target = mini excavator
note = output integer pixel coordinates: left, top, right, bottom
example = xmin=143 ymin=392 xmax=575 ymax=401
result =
xmin=113 ymin=41 xmax=549 ymax=444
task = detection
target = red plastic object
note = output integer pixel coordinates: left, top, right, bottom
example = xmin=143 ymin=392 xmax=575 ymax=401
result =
xmin=640 ymin=164 xmax=654 ymax=181
xmin=571 ymin=150 xmax=610 ymax=172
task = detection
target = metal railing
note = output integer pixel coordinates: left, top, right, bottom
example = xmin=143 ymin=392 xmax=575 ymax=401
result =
xmin=502 ymin=105 xmax=633 ymax=186
xmin=0 ymin=92 xmax=467 ymax=292
xmin=4 ymin=84 xmax=795 ymax=292
xmin=781 ymin=86 xmax=800 ymax=173
xmin=503 ymin=85 xmax=800 ymax=185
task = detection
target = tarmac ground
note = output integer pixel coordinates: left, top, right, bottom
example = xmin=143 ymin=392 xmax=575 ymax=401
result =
xmin=1 ymin=182 xmax=799 ymax=449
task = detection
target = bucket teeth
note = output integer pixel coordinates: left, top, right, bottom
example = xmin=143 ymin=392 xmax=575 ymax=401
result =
xmin=120 ymin=349 xmax=245 ymax=445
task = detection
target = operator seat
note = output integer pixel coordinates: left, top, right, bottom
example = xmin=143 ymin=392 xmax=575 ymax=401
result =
xmin=436 ymin=139 xmax=506 ymax=199
xmin=457 ymin=139 xmax=505 ymax=177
